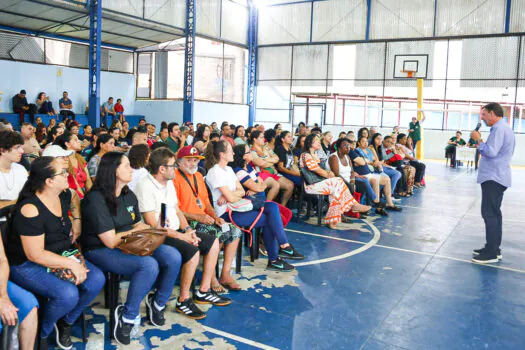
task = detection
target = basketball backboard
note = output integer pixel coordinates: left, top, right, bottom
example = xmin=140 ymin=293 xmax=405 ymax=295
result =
xmin=393 ymin=54 xmax=428 ymax=79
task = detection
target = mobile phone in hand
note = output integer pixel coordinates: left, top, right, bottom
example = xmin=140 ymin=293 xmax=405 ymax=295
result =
xmin=160 ymin=203 xmax=167 ymax=228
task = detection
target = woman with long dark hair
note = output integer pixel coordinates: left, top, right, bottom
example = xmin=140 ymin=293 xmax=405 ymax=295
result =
xmin=369 ymin=133 xmax=402 ymax=195
xmin=6 ymin=157 xmax=105 ymax=349
xmin=300 ymin=134 xmax=371 ymax=228
xmin=46 ymin=125 xmax=64 ymax=145
xmin=357 ymin=127 xmax=369 ymax=142
xmin=234 ymin=125 xmax=246 ymax=145
xmin=127 ymin=144 xmax=151 ymax=191
xmin=249 ymin=130 xmax=294 ymax=205
xmin=35 ymin=122 xmax=48 ymax=147
xmin=396 ymin=133 xmax=426 ymax=188
xmin=81 ymin=152 xmax=182 ymax=345
xmin=87 ymin=134 xmax=115 ymax=180
xmin=205 ymin=140 xmax=295 ymax=272
xmin=274 ymin=131 xmax=302 ymax=186
xmin=55 ymin=131 xmax=93 ymax=199
xmin=192 ymin=124 xmax=210 ymax=154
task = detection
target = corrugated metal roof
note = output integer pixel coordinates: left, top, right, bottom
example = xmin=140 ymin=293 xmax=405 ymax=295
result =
xmin=0 ymin=0 xmax=185 ymax=50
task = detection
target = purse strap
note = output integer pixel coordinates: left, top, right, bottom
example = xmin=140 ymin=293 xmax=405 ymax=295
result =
xmin=227 ymin=207 xmax=264 ymax=247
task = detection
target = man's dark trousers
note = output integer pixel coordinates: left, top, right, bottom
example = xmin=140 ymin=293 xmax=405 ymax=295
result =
xmin=481 ymin=180 xmax=507 ymax=253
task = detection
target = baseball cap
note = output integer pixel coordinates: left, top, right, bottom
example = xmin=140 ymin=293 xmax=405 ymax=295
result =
xmin=42 ymin=145 xmax=74 ymax=158
xmin=177 ymin=146 xmax=204 ymax=160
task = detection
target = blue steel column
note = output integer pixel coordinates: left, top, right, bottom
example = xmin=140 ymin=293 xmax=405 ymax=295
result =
xmin=505 ymin=0 xmax=512 ymax=33
xmin=88 ymin=0 xmax=102 ymax=127
xmin=247 ymin=1 xmax=258 ymax=126
xmin=183 ymin=0 xmax=196 ymax=124
xmin=365 ymin=0 xmax=371 ymax=40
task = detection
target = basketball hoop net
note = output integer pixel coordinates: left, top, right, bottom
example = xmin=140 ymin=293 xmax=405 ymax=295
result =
xmin=401 ymin=70 xmax=416 ymax=78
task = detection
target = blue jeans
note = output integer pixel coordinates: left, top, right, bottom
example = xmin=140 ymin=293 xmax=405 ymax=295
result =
xmin=355 ymin=177 xmax=376 ymax=202
xmin=0 ymin=282 xmax=39 ymax=332
xmin=283 ymin=173 xmax=302 ymax=186
xmin=222 ymin=201 xmax=287 ymax=261
xmin=382 ymin=166 xmax=402 ymax=193
xmin=85 ymin=245 xmax=181 ymax=321
xmin=10 ymin=260 xmax=105 ymax=338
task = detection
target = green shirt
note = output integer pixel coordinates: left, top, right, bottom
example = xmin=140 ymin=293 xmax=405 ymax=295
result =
xmin=449 ymin=137 xmax=466 ymax=146
xmin=409 ymin=121 xmax=421 ymax=141
xmin=164 ymin=136 xmax=180 ymax=153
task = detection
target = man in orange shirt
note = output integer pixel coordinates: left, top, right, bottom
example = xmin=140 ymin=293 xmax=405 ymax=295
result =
xmin=174 ymin=146 xmax=242 ymax=292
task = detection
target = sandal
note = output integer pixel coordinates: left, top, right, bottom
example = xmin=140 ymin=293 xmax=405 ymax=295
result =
xmin=385 ymin=205 xmax=403 ymax=212
xmin=375 ymin=207 xmax=389 ymax=216
xmin=221 ymin=281 xmax=242 ymax=292
xmin=211 ymin=284 xmax=226 ymax=294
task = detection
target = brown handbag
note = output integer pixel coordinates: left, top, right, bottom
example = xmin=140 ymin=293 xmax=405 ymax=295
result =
xmin=118 ymin=228 xmax=167 ymax=256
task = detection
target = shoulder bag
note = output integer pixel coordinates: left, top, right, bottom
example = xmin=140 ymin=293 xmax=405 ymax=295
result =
xmin=300 ymin=153 xmax=325 ymax=185
xmin=118 ymin=228 xmax=167 ymax=256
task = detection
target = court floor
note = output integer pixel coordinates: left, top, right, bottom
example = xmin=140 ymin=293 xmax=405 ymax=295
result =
xmin=69 ymin=160 xmax=525 ymax=350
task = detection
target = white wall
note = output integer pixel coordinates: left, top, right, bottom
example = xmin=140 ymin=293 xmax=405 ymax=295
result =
xmin=134 ymin=100 xmax=249 ymax=128
xmin=0 ymin=59 xmax=136 ymax=114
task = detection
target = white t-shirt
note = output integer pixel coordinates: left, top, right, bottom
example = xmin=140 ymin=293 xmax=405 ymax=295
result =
xmin=128 ymin=167 xmax=148 ymax=192
xmin=0 ymin=163 xmax=28 ymax=221
xmin=205 ymin=164 xmax=237 ymax=217
xmin=327 ymin=154 xmax=352 ymax=183
xmin=134 ymin=173 xmax=180 ymax=230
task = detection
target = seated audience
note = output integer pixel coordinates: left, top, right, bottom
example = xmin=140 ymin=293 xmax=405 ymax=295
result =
xmin=13 ymin=90 xmax=37 ymax=124
xmin=120 ymin=121 xmax=130 ymax=145
xmin=231 ymin=144 xmax=304 ymax=260
xmin=135 ymin=148 xmax=228 ymax=319
xmin=159 ymin=126 xmax=169 ymax=142
xmin=47 ymin=125 xmax=65 ymax=146
xmin=192 ymin=124 xmax=210 ymax=154
xmin=101 ymin=97 xmax=117 ymax=122
xmin=20 ymin=123 xmax=41 ymax=157
xmin=274 ymin=131 xmax=302 ymax=186
xmin=127 ymin=144 xmax=150 ymax=191
xmin=35 ymin=123 xmax=48 ymax=147
xmin=59 ymin=91 xmax=75 ymax=121
xmin=146 ymin=124 xmax=158 ymax=147
xmin=250 ymin=130 xmax=293 ymax=206
xmin=114 ymin=98 xmax=125 ymax=121
xmin=205 ymin=140 xmax=295 ymax=272
xmin=81 ymin=152 xmax=182 ymax=345
xmin=174 ymin=146 xmax=242 ymax=292
xmin=234 ymin=125 xmax=246 ymax=145
xmin=382 ymin=136 xmax=416 ymax=196
xmin=82 ymin=125 xmax=93 ymax=142
xmin=6 ymin=157 xmax=105 ymax=349
xmin=369 ymin=133 xmax=402 ymax=195
xmin=81 ymin=128 xmax=107 ymax=159
xmin=317 ymin=131 xmax=333 ymax=168
xmin=0 ymin=131 xmax=27 ymax=221
xmin=396 ymin=133 xmax=426 ymax=188
xmin=328 ymin=138 xmax=388 ymax=216
xmin=274 ymin=123 xmax=283 ymax=136
xmin=0 ymin=233 xmax=39 ymax=350
xmin=35 ymin=116 xmax=43 ymax=126
xmin=292 ymin=134 xmax=307 ymax=163
xmin=220 ymin=123 xmax=235 ymax=147
xmin=357 ymin=127 xmax=369 ymax=142
xmin=36 ymin=92 xmax=57 ymax=116
xmin=209 ymin=132 xmax=220 ymax=142
xmin=349 ymin=137 xmax=401 ymax=214
xmin=87 ymin=134 xmax=115 ymax=180
xmin=165 ymin=123 xmax=185 ymax=154
xmin=55 ymin=131 xmax=93 ymax=199
xmin=300 ymin=134 xmax=371 ymax=228
xmin=445 ymin=131 xmax=467 ymax=167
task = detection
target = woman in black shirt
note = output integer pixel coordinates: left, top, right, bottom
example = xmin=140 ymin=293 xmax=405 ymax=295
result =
xmin=7 ymin=157 xmax=105 ymax=349
xmin=275 ymin=131 xmax=302 ymax=186
xmin=81 ymin=152 xmax=182 ymax=346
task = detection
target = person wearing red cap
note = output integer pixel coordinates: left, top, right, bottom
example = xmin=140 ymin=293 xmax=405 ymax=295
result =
xmin=174 ymin=146 xmax=243 ymax=292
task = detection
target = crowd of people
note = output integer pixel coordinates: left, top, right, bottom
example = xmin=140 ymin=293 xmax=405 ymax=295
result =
xmin=0 ymin=114 xmax=427 ymax=349
xmin=11 ymin=89 xmax=127 ymax=124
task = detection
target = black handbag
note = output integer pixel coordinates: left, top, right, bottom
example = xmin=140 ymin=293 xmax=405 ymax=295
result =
xmin=300 ymin=153 xmax=325 ymax=185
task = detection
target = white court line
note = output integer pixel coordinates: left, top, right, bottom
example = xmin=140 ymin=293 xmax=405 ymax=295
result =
xmin=202 ymin=325 xmax=280 ymax=350
xmin=290 ymin=220 xmax=381 ymax=267
xmin=286 ymin=228 xmax=525 ymax=274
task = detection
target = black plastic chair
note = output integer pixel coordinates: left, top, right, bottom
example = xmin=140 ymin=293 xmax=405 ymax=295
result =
xmin=104 ymin=272 xmax=121 ymax=340
xmin=296 ymin=181 xmax=327 ymax=226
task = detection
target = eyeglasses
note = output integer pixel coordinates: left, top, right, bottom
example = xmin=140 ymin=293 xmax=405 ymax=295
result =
xmin=162 ymin=164 xmax=177 ymax=168
xmin=51 ymin=170 xmax=69 ymax=178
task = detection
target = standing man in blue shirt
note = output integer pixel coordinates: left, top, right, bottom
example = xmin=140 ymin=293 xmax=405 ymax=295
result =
xmin=470 ymin=103 xmax=515 ymax=264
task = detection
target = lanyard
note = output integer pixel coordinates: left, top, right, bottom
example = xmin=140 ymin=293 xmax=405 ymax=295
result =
xmin=179 ymin=170 xmax=199 ymax=198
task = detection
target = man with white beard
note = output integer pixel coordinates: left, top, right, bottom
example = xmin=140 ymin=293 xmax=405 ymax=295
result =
xmin=174 ymin=146 xmax=243 ymax=292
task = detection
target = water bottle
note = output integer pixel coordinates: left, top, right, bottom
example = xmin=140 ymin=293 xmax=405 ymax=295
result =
xmin=130 ymin=315 xmax=141 ymax=339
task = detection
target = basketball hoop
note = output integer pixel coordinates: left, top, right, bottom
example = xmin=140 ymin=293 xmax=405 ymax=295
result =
xmin=401 ymin=70 xmax=416 ymax=78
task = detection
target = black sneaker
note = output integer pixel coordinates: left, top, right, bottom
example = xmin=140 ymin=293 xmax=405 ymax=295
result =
xmin=114 ymin=304 xmax=133 ymax=345
xmin=473 ymin=247 xmax=502 ymax=259
xmin=385 ymin=205 xmax=403 ymax=212
xmin=266 ymin=257 xmax=295 ymax=272
xmin=175 ymin=298 xmax=207 ymax=320
xmin=278 ymin=244 xmax=305 ymax=260
xmin=472 ymin=252 xmax=500 ymax=264
xmin=145 ymin=293 xmax=166 ymax=326
xmin=54 ymin=319 xmax=72 ymax=350
xmin=194 ymin=289 xmax=232 ymax=306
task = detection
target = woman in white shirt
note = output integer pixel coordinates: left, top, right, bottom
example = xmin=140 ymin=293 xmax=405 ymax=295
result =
xmin=205 ymin=140 xmax=295 ymax=273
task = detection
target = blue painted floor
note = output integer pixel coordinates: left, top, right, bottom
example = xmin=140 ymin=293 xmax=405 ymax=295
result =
xmin=68 ymin=161 xmax=525 ymax=349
